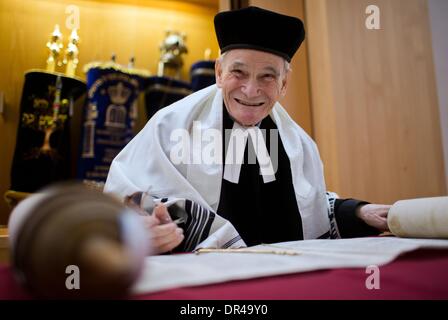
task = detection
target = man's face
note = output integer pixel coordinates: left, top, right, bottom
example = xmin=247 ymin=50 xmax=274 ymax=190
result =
xmin=215 ymin=49 xmax=289 ymax=127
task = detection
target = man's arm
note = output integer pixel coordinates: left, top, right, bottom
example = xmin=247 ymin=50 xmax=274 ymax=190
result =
xmin=334 ymin=199 xmax=390 ymax=238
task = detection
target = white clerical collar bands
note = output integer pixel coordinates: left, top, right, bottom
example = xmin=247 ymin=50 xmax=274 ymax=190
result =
xmin=223 ymin=121 xmax=277 ymax=184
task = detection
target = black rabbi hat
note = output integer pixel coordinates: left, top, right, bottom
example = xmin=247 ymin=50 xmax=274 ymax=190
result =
xmin=214 ymin=6 xmax=305 ymax=62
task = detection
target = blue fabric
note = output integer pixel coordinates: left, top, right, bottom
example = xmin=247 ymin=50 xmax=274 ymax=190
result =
xmin=143 ymin=76 xmax=192 ymax=120
xmin=77 ymin=67 xmax=146 ymax=183
xmin=190 ymin=60 xmax=216 ymax=92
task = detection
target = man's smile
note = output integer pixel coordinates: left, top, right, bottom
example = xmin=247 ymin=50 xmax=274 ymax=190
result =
xmin=234 ymin=97 xmax=264 ymax=107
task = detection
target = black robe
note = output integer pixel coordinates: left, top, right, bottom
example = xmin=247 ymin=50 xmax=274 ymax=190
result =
xmin=217 ymin=107 xmax=379 ymax=246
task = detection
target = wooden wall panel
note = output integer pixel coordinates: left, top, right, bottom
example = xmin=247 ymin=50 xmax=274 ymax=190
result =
xmin=219 ymin=0 xmax=231 ymax=11
xmin=306 ymin=0 xmax=446 ymax=203
xmin=428 ymin=0 xmax=448 ymax=191
xmin=0 ymin=0 xmax=219 ymax=224
xmin=304 ymin=0 xmax=341 ymax=192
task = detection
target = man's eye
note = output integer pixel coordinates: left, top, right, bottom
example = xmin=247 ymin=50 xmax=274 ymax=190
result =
xmin=263 ymin=74 xmax=275 ymax=80
xmin=231 ymin=69 xmax=243 ymax=76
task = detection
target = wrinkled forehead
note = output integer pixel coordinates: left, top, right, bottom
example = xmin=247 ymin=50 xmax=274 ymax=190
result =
xmin=221 ymin=49 xmax=286 ymax=72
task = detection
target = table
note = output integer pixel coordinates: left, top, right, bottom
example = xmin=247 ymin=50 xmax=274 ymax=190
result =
xmin=1 ymin=248 xmax=448 ymax=300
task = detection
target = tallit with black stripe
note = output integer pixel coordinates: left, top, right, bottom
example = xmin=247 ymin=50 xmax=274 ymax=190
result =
xmin=105 ymin=85 xmax=341 ymax=251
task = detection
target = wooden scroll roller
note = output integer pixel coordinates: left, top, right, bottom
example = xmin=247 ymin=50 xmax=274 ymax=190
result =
xmin=8 ymin=183 xmax=150 ymax=299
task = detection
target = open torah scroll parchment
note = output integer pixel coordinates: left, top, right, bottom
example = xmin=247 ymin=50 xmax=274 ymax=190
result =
xmin=132 ymin=237 xmax=448 ymax=295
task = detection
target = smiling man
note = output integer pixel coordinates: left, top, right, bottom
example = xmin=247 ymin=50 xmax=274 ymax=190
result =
xmin=104 ymin=6 xmax=390 ymax=254
xmin=216 ymin=49 xmax=289 ymax=127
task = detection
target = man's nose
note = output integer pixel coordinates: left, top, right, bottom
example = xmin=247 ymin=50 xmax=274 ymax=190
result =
xmin=241 ymin=78 xmax=260 ymax=98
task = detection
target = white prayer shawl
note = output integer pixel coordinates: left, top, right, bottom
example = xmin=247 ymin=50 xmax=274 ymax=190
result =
xmin=104 ymin=84 xmax=335 ymax=249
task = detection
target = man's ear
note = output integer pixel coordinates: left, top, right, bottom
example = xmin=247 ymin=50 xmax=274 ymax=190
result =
xmin=215 ymin=60 xmax=223 ymax=88
xmin=280 ymin=69 xmax=290 ymax=97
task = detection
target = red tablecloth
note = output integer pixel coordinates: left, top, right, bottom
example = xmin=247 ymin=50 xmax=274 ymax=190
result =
xmin=1 ymin=249 xmax=448 ymax=300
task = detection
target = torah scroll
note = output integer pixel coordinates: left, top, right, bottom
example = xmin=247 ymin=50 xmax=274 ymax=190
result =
xmin=388 ymin=197 xmax=448 ymax=238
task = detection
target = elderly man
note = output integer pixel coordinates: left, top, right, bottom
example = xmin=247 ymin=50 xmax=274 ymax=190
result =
xmin=104 ymin=6 xmax=390 ymax=254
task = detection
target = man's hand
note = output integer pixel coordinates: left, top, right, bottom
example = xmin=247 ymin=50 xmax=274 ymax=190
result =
xmin=142 ymin=204 xmax=184 ymax=254
xmin=356 ymin=204 xmax=391 ymax=232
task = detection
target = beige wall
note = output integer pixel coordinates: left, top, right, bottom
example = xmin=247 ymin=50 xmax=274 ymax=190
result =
xmin=428 ymin=0 xmax=448 ymax=190
xmin=0 ymin=0 xmax=219 ymax=224
xmin=306 ymin=0 xmax=446 ymax=203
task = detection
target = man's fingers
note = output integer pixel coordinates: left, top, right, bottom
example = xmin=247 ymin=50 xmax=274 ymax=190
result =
xmin=151 ymin=228 xmax=184 ymax=254
xmin=141 ymin=215 xmax=160 ymax=228
xmin=377 ymin=206 xmax=391 ymax=217
xmin=150 ymin=222 xmax=178 ymax=238
xmin=154 ymin=227 xmax=184 ymax=246
xmin=375 ymin=216 xmax=389 ymax=232
xmin=358 ymin=204 xmax=392 ymax=232
xmin=139 ymin=202 xmax=185 ymax=254
xmin=157 ymin=235 xmax=184 ymax=253
xmin=153 ymin=204 xmax=172 ymax=224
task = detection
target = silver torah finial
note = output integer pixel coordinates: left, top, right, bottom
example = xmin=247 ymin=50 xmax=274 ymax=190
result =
xmin=157 ymin=30 xmax=188 ymax=79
